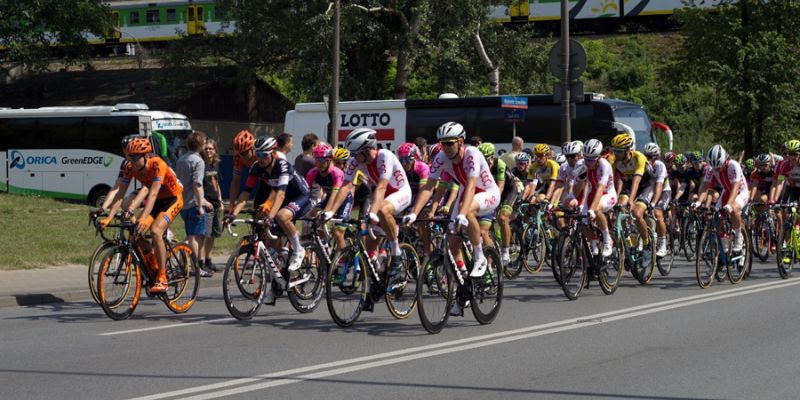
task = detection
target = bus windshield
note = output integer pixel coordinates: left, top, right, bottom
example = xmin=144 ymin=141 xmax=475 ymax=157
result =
xmin=613 ymin=107 xmax=653 ymax=149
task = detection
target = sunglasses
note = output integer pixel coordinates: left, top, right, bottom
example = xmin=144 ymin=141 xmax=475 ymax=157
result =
xmin=127 ymin=154 xmax=144 ymax=161
xmin=315 ymin=157 xmax=331 ymax=163
xmin=566 ymin=154 xmax=578 ymax=159
xmin=399 ymin=157 xmax=414 ymax=163
xmin=440 ymin=140 xmax=458 ymax=147
xmin=256 ymin=151 xmax=271 ymax=159
xmin=585 ymin=156 xmax=599 ymax=163
xmin=612 ymin=148 xmax=627 ymax=154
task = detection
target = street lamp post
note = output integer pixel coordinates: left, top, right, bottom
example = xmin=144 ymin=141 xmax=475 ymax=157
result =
xmin=328 ymin=0 xmax=340 ymax=146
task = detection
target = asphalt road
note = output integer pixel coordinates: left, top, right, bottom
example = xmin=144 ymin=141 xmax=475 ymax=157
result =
xmin=2 ymin=258 xmax=799 ymax=400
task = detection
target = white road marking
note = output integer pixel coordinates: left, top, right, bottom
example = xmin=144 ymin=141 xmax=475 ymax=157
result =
xmin=126 ymin=277 xmax=800 ymax=400
xmin=98 ymin=317 xmax=235 ymax=336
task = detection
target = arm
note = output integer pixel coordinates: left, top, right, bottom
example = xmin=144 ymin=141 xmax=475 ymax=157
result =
xmin=628 ymin=175 xmax=643 ymax=205
xmin=102 ymin=179 xmax=130 ymax=217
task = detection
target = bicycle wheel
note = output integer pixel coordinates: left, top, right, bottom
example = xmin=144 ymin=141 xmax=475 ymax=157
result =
xmin=559 ymin=234 xmax=587 ymax=300
xmin=326 ymin=247 xmax=367 ymax=327
xmin=550 ymin=231 xmax=567 ymax=285
xmin=222 ymin=242 xmax=267 ymax=320
xmin=504 ymin=222 xmax=525 ymax=279
xmin=471 ymin=246 xmax=504 ymax=324
xmin=727 ymin=227 xmax=751 ymax=284
xmin=96 ymin=245 xmax=141 ymax=321
xmin=751 ymin=216 xmax=771 ymax=262
xmin=684 ymin=217 xmax=700 ymax=262
xmin=385 ymin=243 xmax=419 ymax=319
xmin=695 ymin=229 xmax=719 ymax=288
xmin=417 ymin=251 xmax=454 ymax=334
xmin=633 ymin=220 xmax=656 ymax=285
xmin=163 ymin=242 xmax=199 ymax=313
xmin=657 ymin=228 xmax=676 ymax=276
xmin=287 ymin=240 xmax=326 ymax=314
xmin=523 ymin=224 xmax=546 ymax=274
xmin=777 ymin=225 xmax=795 ymax=279
xmin=88 ymin=241 xmax=117 ymax=305
xmin=597 ymin=234 xmax=624 ymax=295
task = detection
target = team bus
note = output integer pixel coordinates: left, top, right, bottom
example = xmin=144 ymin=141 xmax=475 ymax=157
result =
xmin=283 ymin=93 xmax=671 ymax=158
xmin=0 ymin=103 xmax=192 ymax=206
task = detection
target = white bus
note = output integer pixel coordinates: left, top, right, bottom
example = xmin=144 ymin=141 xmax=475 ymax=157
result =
xmin=0 ymin=103 xmax=192 ymax=206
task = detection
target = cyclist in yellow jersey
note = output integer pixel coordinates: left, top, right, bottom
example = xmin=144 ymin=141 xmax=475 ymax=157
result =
xmin=611 ymin=133 xmax=652 ymax=245
xmin=528 ymin=143 xmax=560 ymax=204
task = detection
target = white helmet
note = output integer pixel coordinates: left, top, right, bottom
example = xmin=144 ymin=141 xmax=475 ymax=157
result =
xmin=584 ymin=139 xmax=603 ymax=158
xmin=707 ymin=144 xmax=728 ymax=168
xmin=643 ymin=142 xmax=661 ymax=157
xmin=254 ymin=136 xmax=277 ymax=154
xmin=344 ymin=128 xmax=377 ymax=153
xmin=436 ymin=122 xmax=466 ymax=141
xmin=554 ymin=153 xmax=567 ymax=165
xmin=572 ymin=163 xmax=588 ymax=180
xmin=563 ymin=141 xmax=583 ymax=156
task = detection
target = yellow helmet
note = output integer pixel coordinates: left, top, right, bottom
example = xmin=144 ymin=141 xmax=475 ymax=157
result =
xmin=332 ymin=147 xmax=350 ymax=161
xmin=534 ymin=143 xmax=550 ymax=156
xmin=611 ymin=133 xmax=633 ymax=150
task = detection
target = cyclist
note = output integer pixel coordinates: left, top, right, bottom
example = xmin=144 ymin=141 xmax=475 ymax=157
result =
xmin=323 ymin=128 xmax=411 ymax=285
xmin=305 ymin=143 xmax=350 ymax=251
xmin=229 ymin=136 xmax=311 ymax=272
xmin=226 ymin=130 xmax=265 ymax=214
xmin=100 ymin=138 xmax=184 ymax=293
xmin=611 ymin=133 xmax=652 ymax=250
xmin=404 ymin=121 xmax=501 ymax=290
xmin=749 ymin=153 xmax=775 ymax=204
xmin=641 ymin=143 xmax=672 ymax=257
xmin=553 ymin=141 xmax=585 ymax=211
xmin=529 ymin=143 xmax=559 ymax=204
xmin=477 ymin=142 xmax=517 ymax=264
xmin=554 ymin=153 xmax=567 ymax=166
xmin=397 ymin=142 xmax=432 ymax=255
xmin=694 ymin=145 xmax=749 ymax=252
xmin=578 ymin=139 xmax=617 ymax=257
xmin=514 ymin=152 xmax=535 ymax=202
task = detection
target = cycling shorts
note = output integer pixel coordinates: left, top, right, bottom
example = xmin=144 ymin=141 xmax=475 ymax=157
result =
xmin=150 ymin=195 xmax=182 ymax=225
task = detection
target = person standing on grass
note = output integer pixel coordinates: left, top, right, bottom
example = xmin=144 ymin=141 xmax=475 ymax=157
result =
xmin=276 ymin=132 xmax=293 ymax=160
xmin=294 ymin=133 xmax=319 ymax=176
xmin=176 ymin=130 xmax=214 ymax=277
xmin=198 ymin=138 xmax=223 ymax=272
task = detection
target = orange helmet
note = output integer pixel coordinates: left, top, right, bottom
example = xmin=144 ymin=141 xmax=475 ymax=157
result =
xmin=125 ymin=138 xmax=152 ymax=155
xmin=233 ymin=130 xmax=255 ymax=153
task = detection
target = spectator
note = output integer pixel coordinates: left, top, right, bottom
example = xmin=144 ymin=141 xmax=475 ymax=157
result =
xmin=468 ymin=136 xmax=483 ymax=146
xmin=500 ymin=136 xmax=524 ymax=167
xmin=175 ymin=130 xmax=213 ymax=277
xmin=294 ymin=133 xmax=319 ymax=176
xmin=414 ymin=137 xmax=428 ymax=163
xmin=276 ymin=132 xmax=293 ymax=159
xmin=198 ymin=138 xmax=223 ymax=272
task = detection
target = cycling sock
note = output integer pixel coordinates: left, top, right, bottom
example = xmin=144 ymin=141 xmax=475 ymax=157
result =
xmin=602 ymin=229 xmax=611 ymax=242
xmin=474 ymin=243 xmax=484 ymax=261
xmin=290 ymin=234 xmax=303 ymax=253
xmin=501 ymin=246 xmax=509 ymax=256
xmin=391 ymin=239 xmax=401 ymax=256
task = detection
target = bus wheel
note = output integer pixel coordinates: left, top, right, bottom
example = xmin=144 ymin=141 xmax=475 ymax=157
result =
xmin=88 ymin=186 xmax=109 ymax=208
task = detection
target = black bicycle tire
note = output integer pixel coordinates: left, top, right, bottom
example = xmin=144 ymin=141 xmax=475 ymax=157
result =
xmin=326 ymin=247 xmax=367 ymax=327
xmin=417 ymin=251 xmax=454 ymax=334
xmin=471 ymin=246 xmax=504 ymax=324
xmin=559 ymin=234 xmax=587 ymax=300
xmin=163 ymin=242 xmax=199 ymax=314
xmin=288 ymin=240 xmax=327 ymax=314
xmin=97 ymin=245 xmax=141 ymax=321
xmin=222 ymin=243 xmax=266 ymax=320
xmin=88 ymin=241 xmax=118 ymax=305
xmin=695 ymin=229 xmax=718 ymax=289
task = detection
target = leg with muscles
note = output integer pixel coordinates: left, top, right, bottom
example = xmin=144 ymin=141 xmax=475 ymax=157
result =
xmin=277 ymin=207 xmax=304 ymax=271
xmin=149 ymin=216 xmax=170 ymax=292
xmin=380 ymin=190 xmax=411 ymax=276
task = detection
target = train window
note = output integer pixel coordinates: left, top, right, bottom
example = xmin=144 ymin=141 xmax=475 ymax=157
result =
xmin=188 ymin=7 xmax=195 ymax=21
xmin=129 ymin=11 xmax=139 ymax=25
xmin=197 ymin=7 xmax=203 ymax=21
xmin=166 ymin=9 xmax=176 ymax=22
xmin=146 ymin=9 xmax=160 ymax=24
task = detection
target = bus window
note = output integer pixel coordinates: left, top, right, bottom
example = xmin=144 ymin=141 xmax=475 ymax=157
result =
xmin=613 ymin=107 xmax=652 ymax=148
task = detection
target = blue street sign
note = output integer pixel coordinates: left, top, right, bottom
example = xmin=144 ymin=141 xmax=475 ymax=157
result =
xmin=504 ymin=109 xmax=526 ymax=123
xmin=501 ymin=96 xmax=528 ymax=110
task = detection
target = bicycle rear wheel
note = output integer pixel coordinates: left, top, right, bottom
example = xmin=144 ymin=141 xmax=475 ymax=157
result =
xmin=777 ymin=225 xmax=795 ymax=279
xmin=684 ymin=217 xmax=700 ymax=262
xmin=222 ymin=242 xmax=267 ymax=320
xmin=163 ymin=242 xmax=199 ymax=313
xmin=695 ymin=229 xmax=719 ymax=288
xmin=657 ymin=229 xmax=676 ymax=276
xmin=597 ymin=234 xmax=624 ymax=295
xmin=287 ymin=240 xmax=326 ymax=314
xmin=632 ymin=221 xmax=656 ymax=284
xmin=88 ymin=241 xmax=117 ymax=305
xmin=97 ymin=245 xmax=141 ymax=321
xmin=417 ymin=252 xmax=454 ymax=334
xmin=523 ymin=224 xmax=546 ymax=274
xmin=751 ymin=216 xmax=771 ymax=263
xmin=385 ymin=243 xmax=419 ymax=319
xmin=471 ymin=246 xmax=504 ymax=324
xmin=504 ymin=222 xmax=525 ymax=279
xmin=559 ymin=235 xmax=587 ymax=300
xmin=326 ymin=247 xmax=367 ymax=327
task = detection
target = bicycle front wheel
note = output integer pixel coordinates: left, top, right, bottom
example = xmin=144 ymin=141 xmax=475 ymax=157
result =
xmin=88 ymin=241 xmax=117 ymax=305
xmin=471 ymin=246 xmax=504 ymax=324
xmin=163 ymin=242 xmax=199 ymax=314
xmin=222 ymin=242 xmax=267 ymax=320
xmin=523 ymin=224 xmax=546 ymax=274
xmin=695 ymin=229 xmax=719 ymax=289
xmin=777 ymin=226 xmax=795 ymax=279
xmin=287 ymin=240 xmax=326 ymax=314
xmin=504 ymin=222 xmax=525 ymax=279
xmin=657 ymin=229 xmax=676 ymax=277
xmin=97 ymin=245 xmax=141 ymax=321
xmin=385 ymin=243 xmax=419 ymax=319
xmin=326 ymin=247 xmax=367 ymax=327
xmin=727 ymin=227 xmax=751 ymax=284
xmin=559 ymin=235 xmax=587 ymax=300
xmin=598 ymin=234 xmax=624 ymax=295
xmin=417 ymin=252 xmax=454 ymax=334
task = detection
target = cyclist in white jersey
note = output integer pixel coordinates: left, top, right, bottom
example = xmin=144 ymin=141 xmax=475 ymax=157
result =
xmin=640 ymin=143 xmax=672 ymax=257
xmin=576 ymin=139 xmax=617 ymax=256
xmin=404 ymin=122 xmax=501 ymax=295
xmin=324 ymin=128 xmax=411 ymax=279
xmin=553 ymin=140 xmax=585 ymax=209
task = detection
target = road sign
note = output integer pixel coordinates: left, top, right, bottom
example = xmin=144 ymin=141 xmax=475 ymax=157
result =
xmin=504 ymin=109 xmax=526 ymax=123
xmin=500 ymin=96 xmax=528 ymax=110
xmin=548 ymin=38 xmax=587 ymax=81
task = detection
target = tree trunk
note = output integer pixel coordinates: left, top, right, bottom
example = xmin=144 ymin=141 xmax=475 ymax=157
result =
xmin=473 ymin=28 xmax=499 ymax=95
xmin=393 ymin=2 xmax=424 ymax=99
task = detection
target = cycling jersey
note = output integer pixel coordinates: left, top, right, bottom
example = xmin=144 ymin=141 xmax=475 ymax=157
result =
xmin=430 ymin=146 xmax=500 ymax=216
xmin=121 ymin=156 xmax=183 ymax=200
xmin=245 ymin=158 xmax=310 ymax=202
xmin=305 ymin=165 xmax=345 ymax=208
xmin=613 ymin=150 xmax=650 ymax=183
xmin=405 ymin=161 xmax=430 ymax=195
xmin=344 ymin=149 xmax=411 ymax=214
xmin=232 ymin=153 xmax=258 ymax=177
xmin=775 ymin=160 xmax=800 ymax=188
xmin=750 ymin=168 xmax=775 ymax=193
xmin=530 ymin=159 xmax=560 ymax=187
xmin=703 ymin=160 xmax=749 ymax=206
xmin=582 ymin=158 xmax=617 ymax=213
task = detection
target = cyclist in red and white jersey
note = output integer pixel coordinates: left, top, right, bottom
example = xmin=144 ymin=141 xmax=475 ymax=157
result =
xmin=553 ymin=140 xmax=585 ymax=209
xmin=324 ymin=128 xmax=411 ymax=280
xmin=575 ymin=139 xmax=617 ymax=256
xmin=404 ymin=122 xmax=501 ymax=295
xmin=694 ymin=145 xmax=749 ymax=252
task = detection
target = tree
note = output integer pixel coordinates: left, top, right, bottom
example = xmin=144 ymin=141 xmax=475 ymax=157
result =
xmin=0 ymin=0 xmax=111 ymax=77
xmin=675 ymin=0 xmax=800 ymax=156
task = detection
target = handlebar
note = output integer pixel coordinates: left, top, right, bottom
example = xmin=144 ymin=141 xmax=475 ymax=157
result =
xmin=225 ymin=218 xmax=278 ymax=240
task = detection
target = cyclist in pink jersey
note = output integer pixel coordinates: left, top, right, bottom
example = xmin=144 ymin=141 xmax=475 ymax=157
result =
xmin=404 ymin=122 xmax=501 ymax=297
xmin=324 ymin=128 xmax=411 ymax=281
xmin=307 ymin=144 xmax=351 ymax=251
xmin=694 ymin=145 xmax=749 ymax=252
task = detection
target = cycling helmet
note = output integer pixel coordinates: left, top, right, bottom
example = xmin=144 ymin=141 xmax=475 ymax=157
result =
xmin=429 ymin=143 xmax=443 ymax=159
xmin=332 ymin=147 xmax=350 ymax=162
xmin=312 ymin=143 xmax=332 ymax=159
xmin=121 ymin=134 xmax=139 ymax=149
xmin=754 ymin=153 xmax=771 ymax=165
xmin=787 ymin=139 xmax=800 ymax=153
xmin=125 ymin=137 xmax=152 ymax=156
xmin=515 ymin=152 xmax=531 ymax=164
xmin=397 ymin=142 xmax=420 ymax=159
xmin=584 ymin=139 xmax=603 ymax=158
xmin=477 ymin=142 xmax=495 ymax=159
xmin=522 ymin=148 xmax=534 ymax=156
xmin=689 ymin=150 xmax=703 ymax=162
xmin=664 ymin=151 xmax=676 ymax=163
xmin=674 ymin=154 xmax=686 ymax=166
xmin=254 ymin=136 xmax=278 ymax=154
xmin=706 ymin=145 xmax=728 ymax=168
xmin=436 ymin=122 xmax=466 ymax=141
xmin=744 ymin=158 xmax=755 ymax=171
xmin=233 ymin=130 xmax=255 ymax=153
xmin=562 ymin=141 xmax=583 ymax=156
xmin=572 ymin=163 xmax=588 ymax=180
xmin=554 ymin=153 xmax=567 ymax=165
xmin=643 ymin=142 xmax=661 ymax=157
xmin=534 ymin=143 xmax=550 ymax=156
xmin=344 ymin=128 xmax=377 ymax=153
xmin=610 ymin=133 xmax=633 ymax=149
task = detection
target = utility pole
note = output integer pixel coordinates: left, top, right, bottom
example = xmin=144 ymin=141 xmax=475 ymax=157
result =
xmin=328 ymin=0 xmax=341 ymax=146
xmin=560 ymin=0 xmax=571 ymax=143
